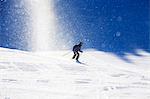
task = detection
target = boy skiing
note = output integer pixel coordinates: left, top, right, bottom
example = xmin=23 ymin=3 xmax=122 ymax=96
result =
xmin=72 ymin=42 xmax=83 ymax=62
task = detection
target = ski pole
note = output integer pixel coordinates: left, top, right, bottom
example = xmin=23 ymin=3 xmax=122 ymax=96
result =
xmin=62 ymin=51 xmax=72 ymax=56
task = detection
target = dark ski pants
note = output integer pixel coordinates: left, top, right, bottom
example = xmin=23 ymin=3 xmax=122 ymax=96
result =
xmin=72 ymin=51 xmax=79 ymax=60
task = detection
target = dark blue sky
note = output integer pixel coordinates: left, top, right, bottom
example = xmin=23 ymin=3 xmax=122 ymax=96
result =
xmin=55 ymin=0 xmax=150 ymax=53
xmin=0 ymin=0 xmax=30 ymax=50
xmin=0 ymin=0 xmax=150 ymax=54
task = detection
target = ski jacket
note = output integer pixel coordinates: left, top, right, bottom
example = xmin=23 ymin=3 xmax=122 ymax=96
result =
xmin=72 ymin=45 xmax=82 ymax=52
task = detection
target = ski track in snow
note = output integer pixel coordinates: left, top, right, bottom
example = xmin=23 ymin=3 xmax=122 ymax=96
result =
xmin=0 ymin=47 xmax=150 ymax=99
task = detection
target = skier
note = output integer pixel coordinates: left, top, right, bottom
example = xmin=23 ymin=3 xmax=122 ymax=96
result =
xmin=72 ymin=42 xmax=83 ymax=62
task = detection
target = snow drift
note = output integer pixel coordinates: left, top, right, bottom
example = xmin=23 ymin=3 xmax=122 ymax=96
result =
xmin=0 ymin=47 xmax=150 ymax=99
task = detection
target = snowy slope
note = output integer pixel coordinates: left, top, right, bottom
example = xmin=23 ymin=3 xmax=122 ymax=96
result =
xmin=0 ymin=47 xmax=150 ymax=99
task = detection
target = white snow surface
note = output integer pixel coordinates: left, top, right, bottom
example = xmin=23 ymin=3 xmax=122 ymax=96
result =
xmin=0 ymin=47 xmax=150 ymax=99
